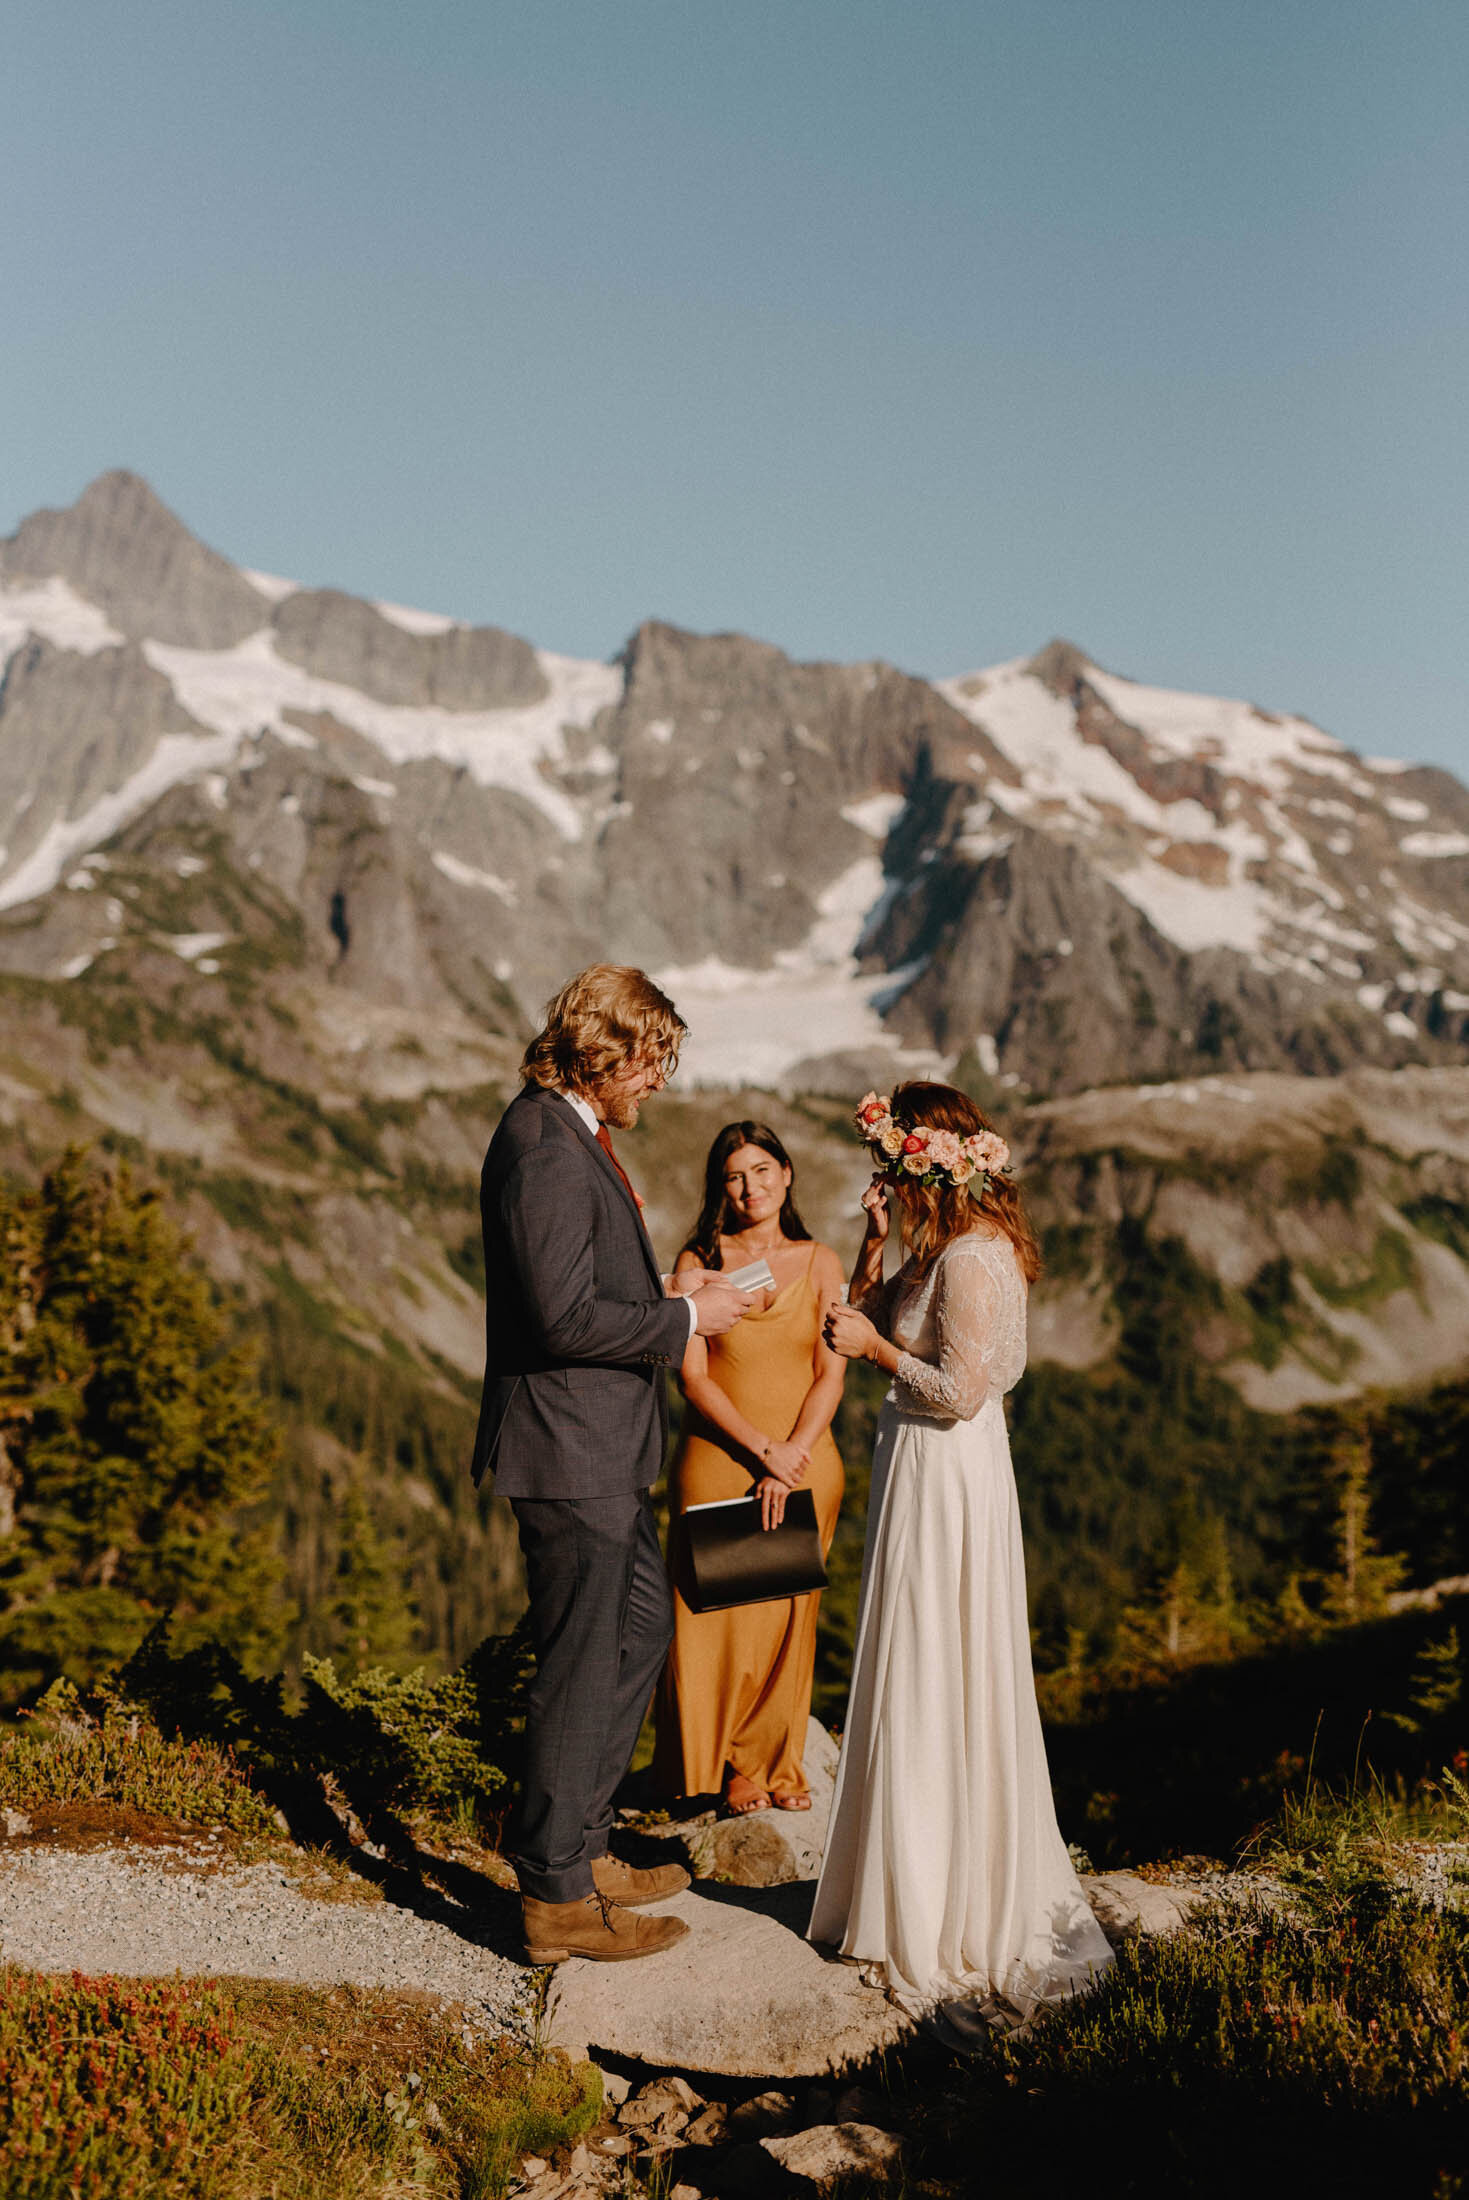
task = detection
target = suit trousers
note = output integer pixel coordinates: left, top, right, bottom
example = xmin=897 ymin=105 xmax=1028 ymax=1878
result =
xmin=508 ymin=1489 xmax=673 ymax=1903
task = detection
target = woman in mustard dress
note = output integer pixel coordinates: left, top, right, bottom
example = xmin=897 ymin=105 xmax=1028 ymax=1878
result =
xmin=655 ymin=1122 xmax=846 ymax=1814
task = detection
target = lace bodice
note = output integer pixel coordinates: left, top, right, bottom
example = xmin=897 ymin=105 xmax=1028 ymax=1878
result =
xmin=856 ymin=1230 xmax=1027 ymax=1422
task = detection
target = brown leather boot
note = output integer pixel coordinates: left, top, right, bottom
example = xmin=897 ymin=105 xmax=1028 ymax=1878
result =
xmin=521 ymin=1889 xmax=690 ymax=1966
xmin=591 ymin=1852 xmax=691 ymax=1907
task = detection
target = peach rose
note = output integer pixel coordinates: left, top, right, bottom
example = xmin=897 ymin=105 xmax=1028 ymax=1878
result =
xmin=878 ymin=1125 xmax=905 ymax=1158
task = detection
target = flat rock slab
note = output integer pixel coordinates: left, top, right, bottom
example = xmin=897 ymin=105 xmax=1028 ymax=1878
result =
xmin=546 ymin=1879 xmax=911 ymax=2079
xmin=1082 ymin=1870 xmax=1211 ymax=1942
xmin=636 ymin=1716 xmax=840 ymax=1889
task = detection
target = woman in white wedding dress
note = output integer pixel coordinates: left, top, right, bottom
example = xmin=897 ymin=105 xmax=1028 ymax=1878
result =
xmin=810 ymin=1081 xmax=1113 ymax=2032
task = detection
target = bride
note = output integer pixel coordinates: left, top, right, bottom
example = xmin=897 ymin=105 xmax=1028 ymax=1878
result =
xmin=811 ymin=1081 xmax=1113 ymax=2031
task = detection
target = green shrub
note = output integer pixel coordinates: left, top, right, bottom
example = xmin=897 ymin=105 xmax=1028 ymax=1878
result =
xmin=97 ymin=1613 xmax=534 ymax=1844
xmin=300 ymin=1652 xmax=512 ymax=1823
xmin=0 ymin=1680 xmax=278 ymax=1837
xmin=902 ymin=1790 xmax=1469 ymax=2197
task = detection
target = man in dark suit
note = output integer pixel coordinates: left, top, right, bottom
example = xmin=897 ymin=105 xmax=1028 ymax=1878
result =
xmin=472 ymin=964 xmax=751 ymax=1963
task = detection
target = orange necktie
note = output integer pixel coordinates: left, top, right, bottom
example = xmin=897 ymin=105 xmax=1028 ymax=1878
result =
xmin=595 ymin=1123 xmax=644 ymax=1213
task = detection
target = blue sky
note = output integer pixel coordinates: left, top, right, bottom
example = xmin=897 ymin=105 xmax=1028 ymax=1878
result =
xmin=5 ymin=1 xmax=1466 ymax=773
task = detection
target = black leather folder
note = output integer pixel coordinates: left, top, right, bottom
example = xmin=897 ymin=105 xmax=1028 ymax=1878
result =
xmin=681 ymin=1488 xmax=827 ymax=1613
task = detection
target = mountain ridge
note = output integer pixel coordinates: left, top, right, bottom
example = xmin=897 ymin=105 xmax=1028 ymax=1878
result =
xmin=2 ymin=470 xmax=1467 ymax=1100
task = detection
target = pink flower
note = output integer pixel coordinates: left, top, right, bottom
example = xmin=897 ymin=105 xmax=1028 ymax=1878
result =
xmin=966 ymin=1131 xmax=1010 ymax=1173
xmin=926 ymin=1128 xmax=964 ymax=1170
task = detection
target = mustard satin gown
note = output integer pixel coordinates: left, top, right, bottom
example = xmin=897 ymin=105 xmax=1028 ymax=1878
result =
xmin=656 ymin=1246 xmax=844 ymax=1799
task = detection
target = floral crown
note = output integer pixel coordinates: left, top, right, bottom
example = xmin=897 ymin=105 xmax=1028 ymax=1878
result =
xmin=853 ymin=1091 xmax=1012 ymax=1195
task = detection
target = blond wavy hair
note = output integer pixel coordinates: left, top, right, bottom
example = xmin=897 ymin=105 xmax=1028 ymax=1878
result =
xmin=520 ymin=964 xmax=687 ymax=1095
xmin=887 ymin=1081 xmax=1042 ymax=1284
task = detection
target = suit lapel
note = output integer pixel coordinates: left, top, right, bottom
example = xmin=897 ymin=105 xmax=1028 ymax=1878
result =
xmin=541 ymin=1090 xmax=664 ymax=1291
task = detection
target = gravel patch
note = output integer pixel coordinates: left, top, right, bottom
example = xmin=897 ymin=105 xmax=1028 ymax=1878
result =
xmin=0 ymin=1842 xmax=537 ymax=2034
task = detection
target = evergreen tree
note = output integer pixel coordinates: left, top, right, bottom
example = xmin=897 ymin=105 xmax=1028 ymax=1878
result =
xmin=327 ymin=1484 xmax=419 ymax=1674
xmin=0 ymin=1150 xmax=285 ymax=1706
xmin=1321 ymin=1410 xmax=1405 ymax=1625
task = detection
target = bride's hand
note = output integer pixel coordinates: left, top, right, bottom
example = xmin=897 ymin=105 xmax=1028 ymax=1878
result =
xmin=761 ymin=1438 xmax=809 ymax=1488
xmin=860 ymin=1173 xmax=891 ymax=1241
xmin=824 ymin=1302 xmax=880 ymax=1362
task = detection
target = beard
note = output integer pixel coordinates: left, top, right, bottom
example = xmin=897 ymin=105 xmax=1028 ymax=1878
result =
xmin=599 ymin=1091 xmax=642 ymax=1130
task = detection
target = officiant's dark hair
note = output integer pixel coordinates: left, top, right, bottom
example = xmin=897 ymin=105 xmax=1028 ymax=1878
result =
xmin=684 ymin=1122 xmax=812 ymax=1269
xmin=889 ymin=1081 xmax=1042 ymax=1285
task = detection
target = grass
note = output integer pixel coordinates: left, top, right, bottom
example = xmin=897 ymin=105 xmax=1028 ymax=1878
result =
xmin=892 ymin=1777 xmax=1469 ymax=2198
xmin=0 ymin=1973 xmax=601 ymax=2200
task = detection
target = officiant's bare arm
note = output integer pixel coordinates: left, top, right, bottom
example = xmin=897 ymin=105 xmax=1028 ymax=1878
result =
xmin=787 ymin=1243 xmax=847 ymax=1458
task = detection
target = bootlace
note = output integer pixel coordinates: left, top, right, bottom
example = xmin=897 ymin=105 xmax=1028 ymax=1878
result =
xmin=587 ymin=1889 xmax=620 ymax=1932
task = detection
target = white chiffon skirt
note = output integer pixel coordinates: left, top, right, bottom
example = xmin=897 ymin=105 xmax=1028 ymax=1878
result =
xmin=808 ymin=1395 xmax=1114 ymax=2030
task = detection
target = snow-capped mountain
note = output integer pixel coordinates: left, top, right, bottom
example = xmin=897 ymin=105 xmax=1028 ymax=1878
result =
xmin=2 ymin=471 xmax=1467 ymax=1098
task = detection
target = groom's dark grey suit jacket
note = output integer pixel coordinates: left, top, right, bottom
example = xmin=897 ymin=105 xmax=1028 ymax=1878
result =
xmin=470 ymin=1084 xmax=692 ymax=1498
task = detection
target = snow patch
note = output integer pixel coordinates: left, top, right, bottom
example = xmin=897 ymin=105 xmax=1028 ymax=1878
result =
xmin=1109 ymin=859 xmax=1274 ymax=954
xmin=841 ymin=792 xmax=906 ymax=839
xmin=143 ymin=631 xmax=621 ymax=839
xmin=658 ymin=856 xmax=934 ymax=1088
xmin=0 ymin=728 xmax=243 ymax=912
xmin=374 ymin=599 xmax=458 ymax=637
xmin=1400 ymin=831 xmax=1469 ymax=859
xmin=1385 ymin=797 xmax=1430 ymax=823
xmin=167 ymin=932 xmax=231 ymax=962
xmin=0 ymin=576 xmax=123 ymax=661
xmin=240 ymin=568 xmax=297 ymax=604
xmin=431 ymin=850 xmax=517 ymax=902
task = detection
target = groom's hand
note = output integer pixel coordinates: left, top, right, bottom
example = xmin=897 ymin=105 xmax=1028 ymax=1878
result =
xmin=688 ymin=1276 xmax=755 ymax=1335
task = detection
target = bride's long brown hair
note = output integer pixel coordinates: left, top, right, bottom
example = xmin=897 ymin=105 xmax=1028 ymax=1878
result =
xmin=885 ymin=1081 xmax=1041 ymax=1284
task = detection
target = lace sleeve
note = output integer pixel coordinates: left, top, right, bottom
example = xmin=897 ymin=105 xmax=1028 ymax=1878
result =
xmin=895 ymin=1242 xmax=1006 ymax=1421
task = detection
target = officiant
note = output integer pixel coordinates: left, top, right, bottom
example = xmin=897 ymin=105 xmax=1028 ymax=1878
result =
xmin=653 ymin=1122 xmax=847 ymax=1816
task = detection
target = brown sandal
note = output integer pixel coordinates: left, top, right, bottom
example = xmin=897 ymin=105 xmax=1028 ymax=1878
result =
xmin=723 ymin=1772 xmax=771 ymax=1816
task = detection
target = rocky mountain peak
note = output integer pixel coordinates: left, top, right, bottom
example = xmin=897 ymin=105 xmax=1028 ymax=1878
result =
xmin=270 ymin=589 xmax=548 ymax=712
xmin=0 ymin=470 xmax=270 ymax=651
xmin=1024 ymin=637 xmax=1095 ymax=699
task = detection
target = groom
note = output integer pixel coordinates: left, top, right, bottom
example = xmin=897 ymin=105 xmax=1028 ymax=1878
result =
xmin=472 ymin=964 xmax=752 ymax=1963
